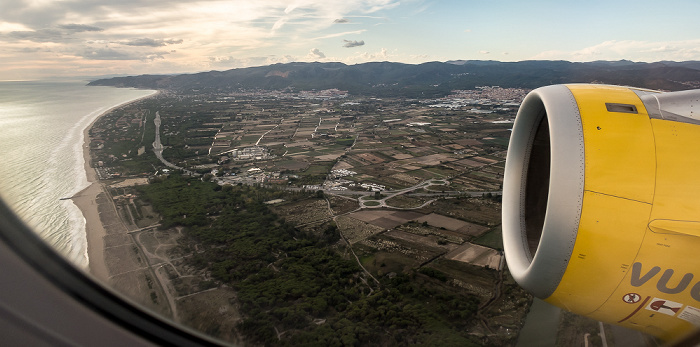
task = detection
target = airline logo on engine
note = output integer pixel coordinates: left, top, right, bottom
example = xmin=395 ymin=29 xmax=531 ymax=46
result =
xmin=631 ymin=262 xmax=700 ymax=302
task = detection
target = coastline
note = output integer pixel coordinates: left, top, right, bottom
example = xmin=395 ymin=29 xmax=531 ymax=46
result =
xmin=72 ymin=90 xmax=158 ymax=282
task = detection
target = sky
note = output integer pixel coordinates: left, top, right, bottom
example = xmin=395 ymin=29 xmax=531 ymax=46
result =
xmin=2 ymin=0 xmax=700 ymax=80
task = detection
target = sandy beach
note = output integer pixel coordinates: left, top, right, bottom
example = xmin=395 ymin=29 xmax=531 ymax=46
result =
xmin=72 ymin=122 xmax=110 ymax=281
xmin=72 ymin=91 xmax=157 ymax=282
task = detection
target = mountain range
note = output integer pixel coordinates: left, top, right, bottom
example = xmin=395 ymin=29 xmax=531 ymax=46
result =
xmin=88 ymin=60 xmax=700 ymax=97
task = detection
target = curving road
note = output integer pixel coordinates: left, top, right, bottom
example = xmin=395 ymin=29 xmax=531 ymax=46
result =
xmin=152 ymin=111 xmax=197 ymax=176
xmin=354 ymin=179 xmax=500 ymax=209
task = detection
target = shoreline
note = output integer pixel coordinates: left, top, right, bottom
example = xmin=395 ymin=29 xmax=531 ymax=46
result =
xmin=72 ymin=90 xmax=158 ymax=282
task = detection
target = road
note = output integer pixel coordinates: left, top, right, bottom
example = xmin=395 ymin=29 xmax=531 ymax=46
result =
xmin=217 ymin=175 xmax=500 ymax=207
xmin=335 ymin=179 xmax=501 ymax=209
xmin=152 ymin=111 xmax=197 ymax=176
xmin=256 ymin=119 xmax=282 ymax=146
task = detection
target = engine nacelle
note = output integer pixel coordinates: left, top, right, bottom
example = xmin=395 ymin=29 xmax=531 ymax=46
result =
xmin=503 ymin=84 xmax=700 ymax=340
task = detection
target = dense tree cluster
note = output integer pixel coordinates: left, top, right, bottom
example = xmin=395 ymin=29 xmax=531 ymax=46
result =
xmin=138 ymin=175 xmax=482 ymax=346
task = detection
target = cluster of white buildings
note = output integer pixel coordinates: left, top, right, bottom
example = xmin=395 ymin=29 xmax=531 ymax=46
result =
xmin=297 ymin=88 xmax=349 ymax=100
xmin=407 ymin=122 xmax=431 ymax=127
xmin=424 ymin=86 xmax=529 ymax=110
xmin=330 ymin=169 xmax=357 ymax=178
xmin=359 ymin=182 xmax=386 ymax=191
xmin=222 ymin=146 xmax=270 ymax=161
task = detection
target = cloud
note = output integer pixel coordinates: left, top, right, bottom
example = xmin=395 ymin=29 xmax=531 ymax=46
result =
xmin=367 ymin=1 xmax=400 ymax=13
xmin=58 ymin=24 xmax=103 ymax=32
xmin=372 ymin=47 xmax=388 ymax=60
xmin=3 ymin=24 xmax=105 ymax=43
xmin=479 ymin=50 xmax=490 ymax=55
xmin=531 ymin=40 xmax=700 ymax=62
xmin=313 ymin=29 xmax=366 ymax=40
xmin=410 ymin=53 xmax=429 ymax=60
xmin=0 ymin=22 xmax=32 ymax=32
xmin=344 ymin=47 xmax=389 ymax=63
xmin=21 ymin=47 xmax=44 ymax=53
xmin=208 ymin=55 xmax=294 ymax=69
xmin=80 ymin=48 xmax=137 ymax=60
xmin=0 ymin=0 xmax=406 ymax=79
xmin=79 ymin=47 xmax=169 ymax=61
xmin=120 ymin=38 xmax=183 ymax=47
xmin=343 ymin=39 xmax=365 ymax=48
xmin=283 ymin=4 xmax=298 ymax=14
xmin=7 ymin=29 xmax=63 ymax=42
xmin=309 ymin=48 xmax=325 ymax=59
xmin=270 ymin=17 xmax=288 ymax=33
xmin=145 ymin=53 xmax=168 ymax=60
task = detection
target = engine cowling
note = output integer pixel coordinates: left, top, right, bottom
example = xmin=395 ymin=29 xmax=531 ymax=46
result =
xmin=503 ymin=84 xmax=700 ymax=340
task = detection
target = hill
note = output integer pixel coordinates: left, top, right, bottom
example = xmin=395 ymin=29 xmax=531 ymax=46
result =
xmin=89 ymin=60 xmax=700 ymax=96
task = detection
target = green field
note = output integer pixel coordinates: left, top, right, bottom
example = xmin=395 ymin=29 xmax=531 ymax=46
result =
xmin=303 ymin=162 xmax=334 ymax=175
xmin=472 ymin=226 xmax=503 ymax=250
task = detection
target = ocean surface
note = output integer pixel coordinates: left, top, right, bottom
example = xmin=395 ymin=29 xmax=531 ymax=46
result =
xmin=0 ymin=80 xmax=155 ymax=268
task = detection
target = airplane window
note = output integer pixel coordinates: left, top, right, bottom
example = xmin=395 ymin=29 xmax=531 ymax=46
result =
xmin=3 ymin=0 xmax=700 ymax=346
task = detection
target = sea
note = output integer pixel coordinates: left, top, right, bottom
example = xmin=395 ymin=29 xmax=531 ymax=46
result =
xmin=0 ymin=80 xmax=155 ymax=268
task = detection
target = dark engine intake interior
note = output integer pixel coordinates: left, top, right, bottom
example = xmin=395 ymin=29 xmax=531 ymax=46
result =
xmin=524 ymin=115 xmax=550 ymax=258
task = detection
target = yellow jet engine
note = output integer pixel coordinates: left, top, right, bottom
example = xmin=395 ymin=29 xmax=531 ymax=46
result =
xmin=503 ymin=84 xmax=700 ymax=340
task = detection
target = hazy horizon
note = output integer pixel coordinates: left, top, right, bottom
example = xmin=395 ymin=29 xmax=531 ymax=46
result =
xmin=10 ymin=58 xmax=700 ymax=83
xmin=3 ymin=0 xmax=700 ymax=81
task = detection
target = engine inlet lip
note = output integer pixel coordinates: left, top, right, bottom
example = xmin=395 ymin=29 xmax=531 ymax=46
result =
xmin=502 ymin=84 xmax=586 ymax=299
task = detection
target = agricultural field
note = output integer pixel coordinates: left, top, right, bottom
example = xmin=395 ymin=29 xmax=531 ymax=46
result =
xmin=90 ymin=86 xmax=532 ymax=345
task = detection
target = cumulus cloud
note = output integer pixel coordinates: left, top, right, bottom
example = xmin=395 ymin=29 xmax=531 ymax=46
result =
xmin=120 ymin=38 xmax=183 ymax=47
xmin=343 ymin=39 xmax=365 ymax=48
xmin=309 ymin=48 xmax=325 ymax=59
xmin=334 ymin=18 xmax=349 ymax=23
xmin=344 ymin=47 xmax=389 ymax=63
xmin=58 ymin=24 xmax=103 ymax=32
xmin=372 ymin=47 xmax=389 ymax=60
